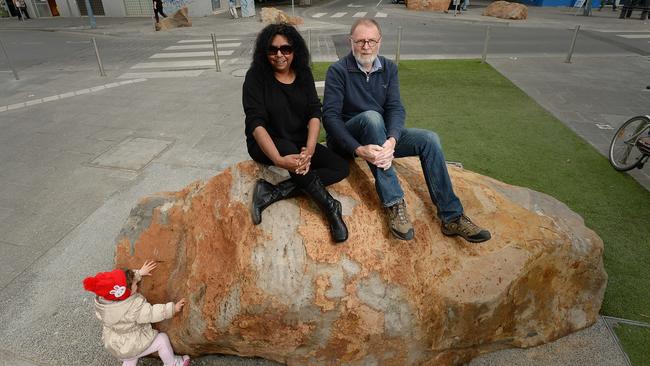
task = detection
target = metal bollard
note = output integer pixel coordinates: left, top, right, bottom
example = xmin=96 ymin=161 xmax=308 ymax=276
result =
xmin=481 ymin=25 xmax=491 ymax=63
xmin=565 ymin=25 xmax=581 ymax=64
xmin=211 ymin=33 xmax=221 ymax=72
xmin=0 ymin=37 xmax=19 ymax=80
xmin=91 ymin=37 xmax=106 ymax=77
xmin=395 ymin=26 xmax=403 ymax=66
xmin=308 ymin=29 xmax=312 ymax=68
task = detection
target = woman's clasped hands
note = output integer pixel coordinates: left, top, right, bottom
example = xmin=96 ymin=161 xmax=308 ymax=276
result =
xmin=274 ymin=146 xmax=313 ymax=175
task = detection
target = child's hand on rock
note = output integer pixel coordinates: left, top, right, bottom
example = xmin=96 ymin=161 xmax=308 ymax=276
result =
xmin=138 ymin=260 xmax=157 ymax=277
xmin=174 ymin=298 xmax=186 ymax=314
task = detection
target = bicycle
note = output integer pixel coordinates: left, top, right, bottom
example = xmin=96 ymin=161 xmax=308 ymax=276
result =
xmin=608 ymin=115 xmax=650 ymax=171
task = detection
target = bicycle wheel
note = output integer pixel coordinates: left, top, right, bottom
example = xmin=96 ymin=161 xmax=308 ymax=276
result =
xmin=608 ymin=115 xmax=650 ymax=171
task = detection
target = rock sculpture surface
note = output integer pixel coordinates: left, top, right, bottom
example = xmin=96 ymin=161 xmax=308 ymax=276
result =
xmin=115 ymin=158 xmax=607 ymax=365
xmin=156 ymin=6 xmax=192 ymax=31
xmin=483 ymin=1 xmax=528 ymax=20
xmin=407 ymin=0 xmax=453 ymax=12
xmin=259 ymin=7 xmax=304 ymax=25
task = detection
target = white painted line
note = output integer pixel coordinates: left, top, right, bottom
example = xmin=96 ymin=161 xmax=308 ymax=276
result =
xmin=331 ymin=12 xmax=347 ymax=17
xmin=347 ymin=4 xmax=363 ymax=7
xmin=312 ymin=12 xmax=326 ymax=18
xmin=598 ymin=30 xmax=650 ymax=33
xmin=150 ymin=50 xmax=234 ymax=58
xmin=617 ymin=34 xmax=650 ymax=39
xmin=375 ymin=12 xmax=387 ymax=17
xmin=24 ymin=99 xmax=43 ymax=106
xmin=353 ymin=12 xmax=367 ymax=17
xmin=596 ymin=123 xmax=614 ymax=130
xmin=7 ymin=103 xmax=25 ymax=110
xmin=314 ymin=81 xmax=325 ymax=88
xmin=229 ymin=57 xmax=240 ymax=65
xmin=165 ymin=43 xmax=241 ymax=50
xmin=118 ymin=70 xmax=206 ymax=79
xmin=42 ymin=95 xmax=60 ymax=102
xmin=178 ymin=39 xmax=239 ymax=43
xmin=376 ymin=0 xmax=383 ymax=6
xmin=66 ymin=41 xmax=90 ymax=44
xmin=131 ymin=60 xmax=219 ymax=69
xmin=0 ymin=80 xmax=149 ymax=113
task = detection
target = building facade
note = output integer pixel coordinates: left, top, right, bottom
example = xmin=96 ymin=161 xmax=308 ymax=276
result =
xmin=1 ymin=0 xmax=226 ymax=18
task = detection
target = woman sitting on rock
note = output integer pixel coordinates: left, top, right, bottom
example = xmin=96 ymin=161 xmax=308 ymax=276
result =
xmin=243 ymin=23 xmax=349 ymax=243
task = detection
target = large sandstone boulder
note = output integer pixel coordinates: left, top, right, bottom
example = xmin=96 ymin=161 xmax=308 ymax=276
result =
xmin=115 ymin=158 xmax=606 ymax=365
xmin=483 ymin=1 xmax=528 ymax=20
xmin=156 ymin=6 xmax=192 ymax=31
xmin=259 ymin=7 xmax=304 ymax=26
xmin=407 ymin=0 xmax=453 ymax=12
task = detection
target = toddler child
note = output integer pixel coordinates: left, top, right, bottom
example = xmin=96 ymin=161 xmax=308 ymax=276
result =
xmin=83 ymin=260 xmax=190 ymax=366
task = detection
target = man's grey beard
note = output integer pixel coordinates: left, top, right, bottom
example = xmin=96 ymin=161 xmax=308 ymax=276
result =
xmin=352 ymin=50 xmax=377 ymax=69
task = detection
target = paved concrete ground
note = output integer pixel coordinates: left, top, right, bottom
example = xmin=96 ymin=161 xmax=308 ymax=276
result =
xmin=0 ymin=3 xmax=647 ymax=365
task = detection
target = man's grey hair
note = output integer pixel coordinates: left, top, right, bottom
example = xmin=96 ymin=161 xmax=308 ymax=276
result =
xmin=349 ymin=18 xmax=382 ymax=36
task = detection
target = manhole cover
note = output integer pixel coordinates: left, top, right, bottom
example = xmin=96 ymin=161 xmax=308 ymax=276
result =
xmin=231 ymin=68 xmax=248 ymax=77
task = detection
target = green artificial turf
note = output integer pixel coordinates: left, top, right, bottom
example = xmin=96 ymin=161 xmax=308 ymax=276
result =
xmin=615 ymin=324 xmax=650 ymax=366
xmin=313 ymin=60 xmax=650 ymax=363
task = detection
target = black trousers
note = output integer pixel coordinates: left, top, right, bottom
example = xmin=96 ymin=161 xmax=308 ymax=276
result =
xmin=248 ymin=137 xmax=349 ymax=188
xmin=154 ymin=8 xmax=167 ymax=22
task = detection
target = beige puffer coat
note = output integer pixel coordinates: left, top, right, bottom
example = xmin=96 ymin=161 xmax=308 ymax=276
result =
xmin=94 ymin=292 xmax=175 ymax=360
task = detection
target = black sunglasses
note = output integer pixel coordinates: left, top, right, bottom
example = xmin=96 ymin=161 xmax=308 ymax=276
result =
xmin=267 ymin=45 xmax=294 ymax=56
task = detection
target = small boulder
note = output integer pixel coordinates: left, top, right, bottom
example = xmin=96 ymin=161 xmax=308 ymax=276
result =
xmin=407 ymin=0 xmax=453 ymax=12
xmin=259 ymin=7 xmax=303 ymax=25
xmin=483 ymin=1 xmax=528 ymax=20
xmin=115 ymin=158 xmax=606 ymax=365
xmin=156 ymin=6 xmax=192 ymax=31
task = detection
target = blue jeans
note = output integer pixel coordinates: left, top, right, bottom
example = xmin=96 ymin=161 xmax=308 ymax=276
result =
xmin=335 ymin=111 xmax=464 ymax=224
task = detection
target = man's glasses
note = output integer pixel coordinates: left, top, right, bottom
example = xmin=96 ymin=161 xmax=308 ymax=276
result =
xmin=267 ymin=45 xmax=294 ymax=56
xmin=351 ymin=38 xmax=381 ymax=48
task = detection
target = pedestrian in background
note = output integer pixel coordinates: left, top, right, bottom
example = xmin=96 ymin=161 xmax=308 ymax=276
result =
xmin=13 ymin=0 xmax=30 ymax=20
xmin=153 ymin=0 xmax=167 ymax=23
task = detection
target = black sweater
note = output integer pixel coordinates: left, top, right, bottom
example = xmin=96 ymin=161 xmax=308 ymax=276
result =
xmin=243 ymin=66 xmax=322 ymax=149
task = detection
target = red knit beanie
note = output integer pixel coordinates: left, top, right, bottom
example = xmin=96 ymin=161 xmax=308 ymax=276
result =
xmin=83 ymin=269 xmax=131 ymax=301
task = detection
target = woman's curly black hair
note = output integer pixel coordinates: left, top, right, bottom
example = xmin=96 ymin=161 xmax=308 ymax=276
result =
xmin=251 ymin=23 xmax=310 ymax=75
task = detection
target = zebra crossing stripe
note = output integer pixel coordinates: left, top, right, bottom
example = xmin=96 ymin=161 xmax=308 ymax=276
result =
xmin=353 ymin=12 xmax=367 ymax=17
xmin=132 ymin=60 xmax=221 ymax=69
xmin=118 ymin=71 xmax=206 ymax=79
xmin=178 ymin=39 xmax=240 ymax=43
xmin=331 ymin=12 xmax=347 ymax=17
xmin=375 ymin=12 xmax=387 ymax=17
xmin=312 ymin=12 xmax=326 ymax=18
xmin=150 ymin=50 xmax=234 ymax=58
xmin=165 ymin=43 xmax=241 ymax=50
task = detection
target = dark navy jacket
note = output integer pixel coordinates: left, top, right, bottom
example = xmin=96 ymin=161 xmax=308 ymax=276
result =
xmin=322 ymin=52 xmax=406 ymax=156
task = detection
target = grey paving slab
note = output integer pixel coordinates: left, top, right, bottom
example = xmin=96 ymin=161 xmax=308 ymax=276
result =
xmin=470 ymin=316 xmax=629 ymax=366
xmin=89 ymin=137 xmax=173 ymax=171
xmin=0 ymin=241 xmax=44 ymax=289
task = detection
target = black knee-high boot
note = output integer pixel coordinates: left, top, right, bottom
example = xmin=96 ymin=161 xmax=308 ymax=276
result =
xmin=301 ymin=175 xmax=348 ymax=243
xmin=251 ymin=179 xmax=300 ymax=225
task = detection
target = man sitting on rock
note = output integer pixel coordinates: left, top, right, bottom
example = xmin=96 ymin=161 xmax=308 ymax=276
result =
xmin=322 ymin=18 xmax=491 ymax=243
